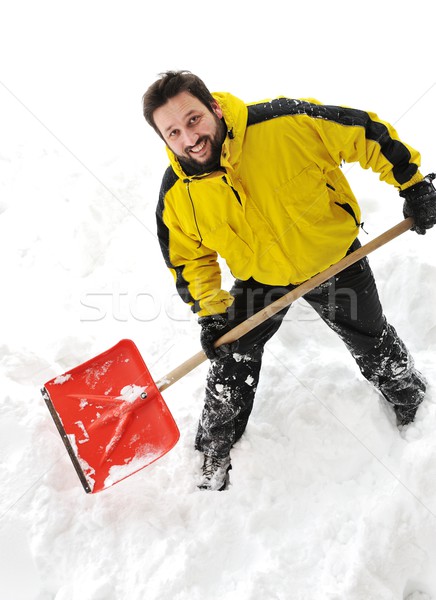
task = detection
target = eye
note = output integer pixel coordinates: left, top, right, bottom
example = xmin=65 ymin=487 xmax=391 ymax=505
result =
xmin=189 ymin=115 xmax=200 ymax=125
xmin=168 ymin=129 xmax=179 ymax=138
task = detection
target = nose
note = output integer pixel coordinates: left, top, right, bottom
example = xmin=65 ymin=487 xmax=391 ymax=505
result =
xmin=181 ymin=129 xmax=199 ymax=149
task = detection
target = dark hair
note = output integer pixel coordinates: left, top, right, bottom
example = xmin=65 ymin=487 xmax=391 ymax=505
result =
xmin=142 ymin=70 xmax=215 ymax=135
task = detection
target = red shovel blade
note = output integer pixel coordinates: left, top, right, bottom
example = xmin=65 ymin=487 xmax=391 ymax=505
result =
xmin=41 ymin=339 xmax=180 ymax=493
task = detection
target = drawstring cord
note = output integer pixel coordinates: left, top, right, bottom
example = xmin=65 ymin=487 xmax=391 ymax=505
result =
xmin=185 ymin=179 xmax=203 ymax=248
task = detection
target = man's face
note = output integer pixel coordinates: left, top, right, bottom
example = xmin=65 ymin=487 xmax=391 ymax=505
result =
xmin=153 ymin=91 xmax=226 ymax=174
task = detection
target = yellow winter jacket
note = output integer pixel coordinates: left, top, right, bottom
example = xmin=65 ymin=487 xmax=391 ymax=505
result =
xmin=156 ymin=92 xmax=423 ymax=316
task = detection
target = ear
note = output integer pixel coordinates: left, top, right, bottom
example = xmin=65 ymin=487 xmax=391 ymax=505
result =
xmin=211 ymin=100 xmax=223 ymax=119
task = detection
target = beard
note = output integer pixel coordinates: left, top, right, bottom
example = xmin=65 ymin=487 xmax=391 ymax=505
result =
xmin=176 ymin=117 xmax=227 ymax=176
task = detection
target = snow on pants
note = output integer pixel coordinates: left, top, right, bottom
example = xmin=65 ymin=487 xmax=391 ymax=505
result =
xmin=195 ymin=240 xmax=426 ymax=458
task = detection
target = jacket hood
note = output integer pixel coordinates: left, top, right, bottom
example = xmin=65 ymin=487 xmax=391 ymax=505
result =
xmin=165 ymin=92 xmax=248 ymax=179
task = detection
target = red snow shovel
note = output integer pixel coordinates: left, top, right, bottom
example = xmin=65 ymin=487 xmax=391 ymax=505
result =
xmin=42 ymin=218 xmax=413 ymax=493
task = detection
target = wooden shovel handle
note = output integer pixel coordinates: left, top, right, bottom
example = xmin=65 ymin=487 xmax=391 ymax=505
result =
xmin=156 ymin=218 xmax=413 ymax=392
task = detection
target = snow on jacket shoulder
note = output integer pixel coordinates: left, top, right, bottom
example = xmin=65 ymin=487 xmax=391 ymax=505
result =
xmin=156 ymin=92 xmax=423 ymax=317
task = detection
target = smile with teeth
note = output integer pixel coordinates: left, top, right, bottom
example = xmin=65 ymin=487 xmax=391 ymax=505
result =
xmin=189 ymin=139 xmax=207 ymax=154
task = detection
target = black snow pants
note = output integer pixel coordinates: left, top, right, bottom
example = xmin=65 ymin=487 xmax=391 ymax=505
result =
xmin=195 ymin=240 xmax=426 ymax=458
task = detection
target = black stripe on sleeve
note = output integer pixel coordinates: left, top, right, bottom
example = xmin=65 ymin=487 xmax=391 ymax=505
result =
xmin=156 ymin=167 xmax=196 ymax=307
xmin=247 ymin=98 xmax=419 ymax=184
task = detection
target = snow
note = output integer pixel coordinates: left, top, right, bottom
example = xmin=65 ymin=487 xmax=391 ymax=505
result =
xmin=1 ymin=1 xmax=436 ymax=599
xmin=53 ymin=375 xmax=72 ymax=385
xmin=117 ymin=384 xmax=148 ymax=403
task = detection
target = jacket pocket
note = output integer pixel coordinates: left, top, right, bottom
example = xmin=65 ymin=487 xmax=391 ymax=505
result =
xmin=334 ymin=201 xmax=360 ymax=227
xmin=275 ymin=166 xmax=330 ymax=226
xmin=202 ymin=223 xmax=254 ymax=280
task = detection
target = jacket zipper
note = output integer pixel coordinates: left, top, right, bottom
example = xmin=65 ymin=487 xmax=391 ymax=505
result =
xmin=222 ymin=175 xmax=242 ymax=205
xmin=327 ymin=183 xmax=365 ymax=230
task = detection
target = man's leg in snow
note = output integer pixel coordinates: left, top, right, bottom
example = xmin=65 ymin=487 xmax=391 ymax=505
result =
xmin=195 ymin=347 xmax=263 ymax=458
xmin=303 ymin=240 xmax=426 ymax=424
xmin=195 ymin=278 xmax=290 ymax=458
xmin=353 ymin=321 xmax=426 ymax=425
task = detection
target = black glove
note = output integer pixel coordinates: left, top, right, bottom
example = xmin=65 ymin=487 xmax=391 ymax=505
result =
xmin=400 ymin=173 xmax=436 ymax=235
xmin=198 ymin=313 xmax=238 ymax=360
